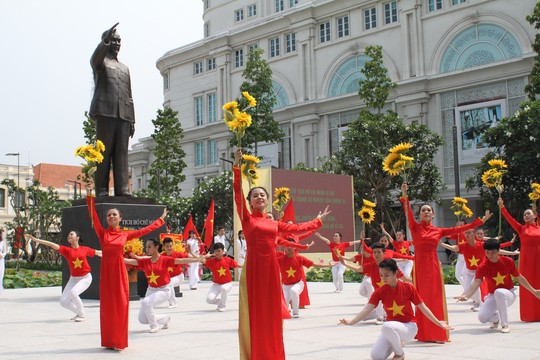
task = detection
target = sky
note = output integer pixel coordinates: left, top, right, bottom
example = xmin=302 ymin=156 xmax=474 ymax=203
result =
xmin=0 ymin=0 xmax=204 ymax=168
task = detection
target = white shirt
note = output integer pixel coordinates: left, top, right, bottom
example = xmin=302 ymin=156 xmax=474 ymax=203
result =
xmin=187 ymin=238 xmax=200 ymax=256
xmin=214 ymin=234 xmax=227 ymax=246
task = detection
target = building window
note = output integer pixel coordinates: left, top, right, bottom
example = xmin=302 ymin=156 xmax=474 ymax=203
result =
xmin=270 ymin=37 xmax=280 ymax=57
xmin=248 ymin=43 xmax=258 ymax=53
xmin=207 ymin=140 xmax=218 ymax=165
xmin=384 ymin=1 xmax=398 ymax=24
xmin=0 ymin=188 xmax=5 ymax=208
xmin=163 ymin=72 xmax=169 ymax=91
xmin=195 ymin=142 xmax=205 ymax=167
xmin=235 ymin=9 xmax=244 ymax=22
xmin=428 ymin=0 xmax=442 ymax=12
xmin=337 ymin=15 xmax=350 ymax=38
xmin=289 ymin=0 xmax=298 ymax=7
xmin=194 ymin=61 xmax=203 ymax=75
xmin=235 ymin=48 xmax=244 ymax=68
xmin=248 ymin=4 xmax=257 ymax=17
xmin=195 ymin=96 xmax=203 ymax=126
xmin=285 ymin=32 xmax=296 ymax=53
xmin=452 ymin=0 xmax=466 ymax=4
xmin=204 ymin=22 xmax=210 ymax=37
xmin=364 ymin=7 xmax=377 ymax=30
xmin=320 ymin=21 xmax=331 ymax=43
xmin=275 ymin=0 xmax=284 ymax=12
xmin=204 ymin=0 xmax=210 ymax=9
xmin=207 ymin=58 xmax=216 ymax=71
xmin=207 ymin=93 xmax=216 ymax=123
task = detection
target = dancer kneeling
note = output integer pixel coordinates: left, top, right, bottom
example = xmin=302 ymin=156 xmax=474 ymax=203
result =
xmin=339 ymin=259 xmax=452 ymax=360
xmin=125 ymin=238 xmax=201 ymax=333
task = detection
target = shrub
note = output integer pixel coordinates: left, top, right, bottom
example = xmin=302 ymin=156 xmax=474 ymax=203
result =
xmin=5 ymin=260 xmax=61 ymax=271
xmin=3 ymin=269 xmax=62 ymax=289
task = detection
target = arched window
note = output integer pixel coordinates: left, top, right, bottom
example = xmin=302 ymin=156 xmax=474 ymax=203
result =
xmin=272 ymin=80 xmax=289 ymax=109
xmin=328 ymin=55 xmax=371 ymax=97
xmin=440 ymin=24 xmax=521 ymax=73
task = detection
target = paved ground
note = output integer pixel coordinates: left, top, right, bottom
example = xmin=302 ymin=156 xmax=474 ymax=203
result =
xmin=1 ymin=281 xmax=539 ymax=359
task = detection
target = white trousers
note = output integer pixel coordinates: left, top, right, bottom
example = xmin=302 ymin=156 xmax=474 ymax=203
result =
xmin=332 ymin=262 xmax=346 ymax=291
xmin=478 ymin=288 xmax=516 ymax=327
xmin=188 ymin=262 xmax=200 ymax=289
xmin=397 ymin=260 xmax=413 ymax=278
xmin=139 ymin=285 xmax=171 ymax=329
xmin=168 ymin=273 xmax=184 ymax=306
xmin=282 ymin=280 xmax=305 ymax=316
xmin=0 ymin=259 xmax=5 ymax=294
xmin=60 ymin=273 xmax=92 ymax=317
xmin=206 ymin=282 xmax=233 ymax=309
xmin=462 ymin=268 xmax=481 ymax=304
xmin=358 ymin=276 xmax=383 ymax=320
xmin=455 ymin=254 xmax=466 ymax=291
xmin=371 ymin=321 xmax=418 ymax=360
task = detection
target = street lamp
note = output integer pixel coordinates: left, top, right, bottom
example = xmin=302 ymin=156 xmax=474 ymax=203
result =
xmin=5 ymin=152 xmax=21 ymax=208
xmin=65 ymin=180 xmax=82 ymax=200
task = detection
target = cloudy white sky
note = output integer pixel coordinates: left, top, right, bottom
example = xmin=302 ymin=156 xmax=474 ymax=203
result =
xmin=0 ymin=0 xmax=204 ymax=167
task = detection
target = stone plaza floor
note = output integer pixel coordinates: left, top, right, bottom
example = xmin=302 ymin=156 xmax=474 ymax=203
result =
xmin=1 ymin=281 xmax=539 ymax=359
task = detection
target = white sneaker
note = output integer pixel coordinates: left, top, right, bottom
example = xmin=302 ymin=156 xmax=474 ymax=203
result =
xmin=70 ymin=315 xmax=78 ymax=321
xmin=162 ymin=316 xmax=171 ymax=330
xmin=168 ymin=304 xmax=177 ymax=309
xmin=490 ymin=320 xmax=499 ymax=329
xmin=375 ymin=317 xmax=384 ymax=325
xmin=74 ymin=316 xmax=86 ymax=322
xmin=292 ymin=313 xmax=299 ymax=318
xmin=217 ymin=306 xmax=226 ymax=312
xmin=149 ymin=327 xmax=159 ymax=333
xmin=471 ymin=303 xmax=480 ymax=312
xmin=501 ymin=326 xmax=510 ymax=333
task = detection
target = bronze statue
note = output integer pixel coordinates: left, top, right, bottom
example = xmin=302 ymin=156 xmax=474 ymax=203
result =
xmin=90 ymin=23 xmax=134 ymax=196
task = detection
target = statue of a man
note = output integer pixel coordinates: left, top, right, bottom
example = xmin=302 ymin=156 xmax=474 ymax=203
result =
xmin=89 ymin=23 xmax=134 ymax=196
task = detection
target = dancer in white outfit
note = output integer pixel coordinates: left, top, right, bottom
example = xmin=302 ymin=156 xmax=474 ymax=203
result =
xmin=236 ymin=230 xmax=247 ymax=279
xmin=0 ymin=227 xmax=7 ymax=294
xmin=25 ymin=232 xmax=102 ymax=321
xmin=340 ymin=259 xmax=453 ymax=360
xmin=186 ymin=230 xmax=201 ymax=290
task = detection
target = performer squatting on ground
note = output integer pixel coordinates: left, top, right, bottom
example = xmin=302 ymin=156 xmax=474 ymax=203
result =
xmin=456 ymin=239 xmax=540 ymax=333
xmin=162 ymin=237 xmax=189 ymax=308
xmin=25 ymin=232 xmax=102 ymax=321
xmin=340 ymin=259 xmax=453 ymax=360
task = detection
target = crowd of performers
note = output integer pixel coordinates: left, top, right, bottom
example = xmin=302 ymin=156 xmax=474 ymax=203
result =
xmin=12 ymin=148 xmax=540 ymax=359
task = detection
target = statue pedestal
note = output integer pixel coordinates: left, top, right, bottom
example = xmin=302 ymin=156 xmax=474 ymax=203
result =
xmin=61 ymin=196 xmax=166 ymax=300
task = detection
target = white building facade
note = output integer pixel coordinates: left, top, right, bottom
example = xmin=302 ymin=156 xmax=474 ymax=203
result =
xmin=129 ymin=0 xmax=536 ymax=226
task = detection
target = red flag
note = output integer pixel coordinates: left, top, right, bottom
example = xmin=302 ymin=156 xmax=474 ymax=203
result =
xmin=281 ymin=198 xmax=295 ymax=223
xmin=203 ymin=199 xmax=215 ymax=248
xmin=182 ymin=215 xmax=200 ymax=241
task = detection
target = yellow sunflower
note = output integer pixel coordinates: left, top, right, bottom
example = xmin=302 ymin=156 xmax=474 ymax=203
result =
xmin=242 ymin=91 xmax=257 ymax=107
xmin=358 ymin=206 xmax=376 ymax=224
xmin=362 ymin=199 xmax=376 ymax=208
xmin=382 ymin=153 xmax=402 ymax=176
xmin=222 ymin=101 xmax=238 ymax=113
xmin=452 ymin=197 xmax=468 ymax=205
xmin=95 ymin=140 xmax=105 ymax=152
xmin=389 ymin=142 xmax=413 ymax=154
xmin=172 ymin=240 xmax=186 ymax=253
xmin=242 ymin=154 xmax=261 ymax=163
xmin=124 ymin=238 xmax=144 ymax=256
xmin=482 ymin=168 xmax=502 ymax=188
xmin=462 ymin=205 xmax=473 ymax=218
xmin=532 ymin=183 xmax=540 ymax=190
xmin=399 ymin=154 xmax=414 ymax=162
xmin=529 ymin=192 xmax=540 ymax=201
xmin=488 ymin=159 xmax=508 ymax=169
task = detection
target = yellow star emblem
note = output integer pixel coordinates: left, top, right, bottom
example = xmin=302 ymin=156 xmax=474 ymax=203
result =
xmin=399 ymin=247 xmax=407 ymax=254
xmin=286 ymin=266 xmax=297 ymax=278
xmin=217 ymin=267 xmax=227 ymax=276
xmin=458 ymin=239 xmax=466 ymax=245
xmin=147 ymin=271 xmax=160 ymax=285
xmin=333 ymin=248 xmax=343 ymax=256
xmin=168 ymin=266 xmax=174 ymax=273
xmin=468 ymin=255 xmax=480 ymax=268
xmin=387 ymin=301 xmax=405 ymax=316
xmin=72 ymin=257 xmax=83 ymax=269
xmin=493 ymin=272 xmax=506 ymax=286
xmin=376 ymin=279 xmax=386 ymax=288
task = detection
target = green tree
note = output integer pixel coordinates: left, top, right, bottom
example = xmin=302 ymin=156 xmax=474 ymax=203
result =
xmin=82 ymin=111 xmax=96 ymax=143
xmin=330 ymin=46 xmax=444 ymax=231
xmin=1 ymin=179 xmax=68 ymax=267
xmin=138 ymin=108 xmax=187 ymax=205
xmin=231 ymin=48 xmax=284 ymax=154
xmin=466 ymin=4 xmax=540 ymax=229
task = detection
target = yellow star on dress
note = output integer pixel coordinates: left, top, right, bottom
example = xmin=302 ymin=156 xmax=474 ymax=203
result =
xmin=168 ymin=266 xmax=174 ymax=273
xmin=72 ymin=257 xmax=83 ymax=269
xmin=286 ymin=267 xmax=297 ymax=278
xmin=376 ymin=279 xmax=386 ymax=288
xmin=468 ymin=255 xmax=480 ymax=268
xmin=387 ymin=301 xmax=405 ymax=316
xmin=147 ymin=271 xmax=160 ymax=285
xmin=217 ymin=267 xmax=227 ymax=276
xmin=400 ymin=247 xmax=407 ymax=255
xmin=493 ymin=272 xmax=506 ymax=286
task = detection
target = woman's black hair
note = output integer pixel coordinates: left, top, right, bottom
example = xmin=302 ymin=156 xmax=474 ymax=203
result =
xmin=107 ymin=207 xmax=123 ymax=217
xmin=163 ymin=237 xmax=173 ymax=245
xmin=72 ymin=230 xmax=83 ymax=244
xmin=146 ymin=238 xmax=162 ymax=252
xmin=334 ymin=232 xmax=343 ymax=239
xmin=416 ymin=203 xmax=434 ymax=217
xmin=378 ymin=258 xmax=398 ymax=273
